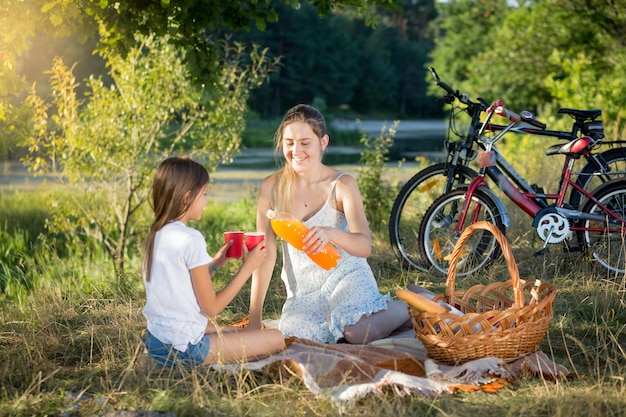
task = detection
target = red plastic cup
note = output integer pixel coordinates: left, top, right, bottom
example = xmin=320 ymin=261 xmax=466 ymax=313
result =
xmin=224 ymin=231 xmax=244 ymax=258
xmin=244 ymin=232 xmax=265 ymax=250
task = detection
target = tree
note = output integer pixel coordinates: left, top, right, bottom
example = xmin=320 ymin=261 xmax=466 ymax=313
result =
xmin=355 ymin=26 xmax=401 ymax=113
xmin=1 ymin=0 xmax=401 ymax=159
xmin=544 ymin=51 xmax=626 ymax=135
xmin=83 ymin=0 xmax=401 ymax=79
xmin=1 ymin=0 xmax=400 ymax=86
xmin=428 ymin=0 xmax=626 ymax=130
xmin=0 ymin=0 xmax=46 ymax=159
xmin=232 ymin=0 xmax=440 ymax=118
xmin=471 ymin=0 xmax=625 ymax=133
xmin=466 ymin=0 xmax=609 ymax=110
xmin=229 ymin=1 xmax=366 ymax=116
xmin=383 ymin=0 xmax=439 ymax=117
xmin=23 ymin=35 xmax=278 ymax=283
xmin=428 ymin=0 xmax=512 ymax=96
xmin=247 ymin=1 xmax=364 ymax=113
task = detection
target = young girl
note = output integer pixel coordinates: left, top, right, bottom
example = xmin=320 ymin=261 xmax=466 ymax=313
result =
xmin=142 ymin=156 xmax=285 ymax=367
xmin=247 ymin=105 xmax=411 ymax=344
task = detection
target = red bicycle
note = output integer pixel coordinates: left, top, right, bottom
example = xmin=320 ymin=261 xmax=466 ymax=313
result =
xmin=418 ymin=101 xmax=626 ymax=277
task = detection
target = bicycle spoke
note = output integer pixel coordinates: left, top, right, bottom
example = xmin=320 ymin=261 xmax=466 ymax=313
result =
xmin=418 ymin=178 xmax=440 ymax=193
xmin=582 ymin=184 xmax=626 ymax=274
xmin=389 ymin=164 xmax=477 ymax=271
xmin=419 ymin=190 xmax=505 ymax=276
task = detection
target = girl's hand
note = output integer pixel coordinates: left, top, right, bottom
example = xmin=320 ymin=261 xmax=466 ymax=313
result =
xmin=242 ymin=241 xmax=268 ymax=271
xmin=302 ymin=226 xmax=334 ymax=254
xmin=212 ymin=240 xmax=233 ymax=268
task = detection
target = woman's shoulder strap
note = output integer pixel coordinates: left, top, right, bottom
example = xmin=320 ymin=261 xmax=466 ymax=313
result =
xmin=326 ymin=172 xmax=346 ymax=203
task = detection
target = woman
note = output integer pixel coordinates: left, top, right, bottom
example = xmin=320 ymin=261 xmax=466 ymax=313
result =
xmin=248 ymin=104 xmax=410 ymax=344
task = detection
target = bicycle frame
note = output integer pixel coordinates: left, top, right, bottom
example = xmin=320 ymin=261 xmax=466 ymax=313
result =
xmin=453 ymin=138 xmax=626 ymax=236
xmin=483 ymin=122 xmax=575 ymax=141
xmin=444 ymin=106 xmax=613 ymax=197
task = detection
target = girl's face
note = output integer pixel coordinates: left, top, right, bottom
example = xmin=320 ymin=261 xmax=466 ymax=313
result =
xmin=282 ymin=121 xmax=328 ymax=173
xmin=185 ymin=184 xmax=209 ymax=222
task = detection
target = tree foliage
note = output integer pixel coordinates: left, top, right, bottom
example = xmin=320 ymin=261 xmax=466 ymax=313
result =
xmin=0 ymin=0 xmax=44 ymax=158
xmin=428 ymin=0 xmax=512 ymax=91
xmin=0 ymin=0 xmax=401 ymax=159
xmin=234 ymin=0 xmax=439 ymax=118
xmin=23 ymin=35 xmax=278 ymax=281
xmin=428 ymin=0 xmax=626 ymax=135
xmin=76 ymin=0 xmax=400 ymax=84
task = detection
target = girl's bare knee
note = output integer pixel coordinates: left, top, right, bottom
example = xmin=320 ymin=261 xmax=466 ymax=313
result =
xmin=268 ymin=329 xmax=286 ymax=351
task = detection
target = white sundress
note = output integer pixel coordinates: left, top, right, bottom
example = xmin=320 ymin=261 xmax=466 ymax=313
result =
xmin=277 ymin=173 xmax=391 ymax=343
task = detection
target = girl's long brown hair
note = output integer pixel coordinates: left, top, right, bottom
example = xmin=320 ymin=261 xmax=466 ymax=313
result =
xmin=273 ymin=104 xmax=327 ymax=214
xmin=143 ymin=157 xmax=209 ymax=282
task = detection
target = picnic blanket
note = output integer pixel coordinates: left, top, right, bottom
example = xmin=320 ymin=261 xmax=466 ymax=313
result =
xmin=212 ymin=325 xmax=570 ymax=410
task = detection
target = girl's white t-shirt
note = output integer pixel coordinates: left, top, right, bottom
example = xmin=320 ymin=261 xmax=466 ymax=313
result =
xmin=142 ymin=221 xmax=212 ymax=352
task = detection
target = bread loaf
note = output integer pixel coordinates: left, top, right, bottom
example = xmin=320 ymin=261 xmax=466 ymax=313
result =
xmin=396 ymin=289 xmax=448 ymax=314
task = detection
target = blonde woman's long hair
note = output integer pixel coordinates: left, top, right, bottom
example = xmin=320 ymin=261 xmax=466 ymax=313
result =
xmin=143 ymin=157 xmax=209 ymax=282
xmin=273 ymin=104 xmax=327 ymax=214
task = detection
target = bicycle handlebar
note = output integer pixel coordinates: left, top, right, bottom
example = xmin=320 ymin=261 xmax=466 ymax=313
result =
xmin=520 ymin=110 xmax=547 ymax=129
xmin=428 ymin=67 xmax=486 ymax=108
xmin=492 ymin=102 xmax=547 ymax=130
xmin=428 ymin=67 xmax=457 ymax=98
xmin=431 ymin=68 xmax=603 ymax=147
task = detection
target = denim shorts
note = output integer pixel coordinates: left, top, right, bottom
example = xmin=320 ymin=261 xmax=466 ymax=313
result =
xmin=145 ymin=330 xmax=210 ymax=368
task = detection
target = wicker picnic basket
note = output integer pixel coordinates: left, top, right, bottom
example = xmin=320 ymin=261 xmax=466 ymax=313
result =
xmin=410 ymin=221 xmax=557 ymax=365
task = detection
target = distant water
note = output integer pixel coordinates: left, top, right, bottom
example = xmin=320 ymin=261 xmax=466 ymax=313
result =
xmin=231 ymin=117 xmax=448 ymax=169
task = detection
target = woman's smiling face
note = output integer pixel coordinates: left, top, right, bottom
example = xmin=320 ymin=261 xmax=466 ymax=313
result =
xmin=282 ymin=121 xmax=327 ymax=172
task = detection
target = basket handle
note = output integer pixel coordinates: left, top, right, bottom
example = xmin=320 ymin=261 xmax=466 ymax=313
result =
xmin=445 ymin=221 xmax=524 ymax=308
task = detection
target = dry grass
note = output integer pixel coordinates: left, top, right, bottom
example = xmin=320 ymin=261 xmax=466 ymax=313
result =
xmin=2 ymin=169 xmax=626 ymax=416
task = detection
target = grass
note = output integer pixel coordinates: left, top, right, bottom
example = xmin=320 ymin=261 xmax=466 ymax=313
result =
xmin=1 ymin=169 xmax=626 ymax=416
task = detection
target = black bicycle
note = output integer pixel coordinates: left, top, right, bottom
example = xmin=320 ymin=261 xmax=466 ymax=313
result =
xmin=389 ymin=67 xmax=626 ymax=271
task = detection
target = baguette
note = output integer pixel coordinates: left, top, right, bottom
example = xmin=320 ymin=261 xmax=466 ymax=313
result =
xmin=396 ymin=288 xmax=448 ymax=314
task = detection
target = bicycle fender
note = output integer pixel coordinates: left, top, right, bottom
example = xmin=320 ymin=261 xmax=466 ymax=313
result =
xmin=587 ymin=178 xmax=626 ymax=196
xmin=455 ymin=184 xmax=510 ymax=227
xmin=480 ymin=187 xmax=510 ymax=228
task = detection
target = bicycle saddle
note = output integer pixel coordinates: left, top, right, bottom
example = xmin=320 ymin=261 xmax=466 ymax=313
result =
xmin=558 ymin=108 xmax=602 ymax=119
xmin=546 ymin=136 xmax=594 ymax=159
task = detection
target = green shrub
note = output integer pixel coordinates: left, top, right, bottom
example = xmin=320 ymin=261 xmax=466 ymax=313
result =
xmin=357 ymin=122 xmax=398 ymax=232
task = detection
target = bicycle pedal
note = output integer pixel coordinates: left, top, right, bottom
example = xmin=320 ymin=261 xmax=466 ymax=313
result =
xmin=534 ymin=248 xmax=549 ymax=257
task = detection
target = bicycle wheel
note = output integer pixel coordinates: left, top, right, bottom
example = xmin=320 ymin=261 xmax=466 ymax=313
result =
xmin=571 ymin=147 xmax=626 ymax=208
xmin=389 ymin=163 xmax=478 ymax=271
xmin=418 ymin=189 xmax=506 ymax=277
xmin=578 ymin=180 xmax=626 ymax=274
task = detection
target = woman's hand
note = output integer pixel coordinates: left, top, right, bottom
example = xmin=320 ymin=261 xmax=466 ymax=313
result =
xmin=302 ymin=226 xmax=334 ymax=254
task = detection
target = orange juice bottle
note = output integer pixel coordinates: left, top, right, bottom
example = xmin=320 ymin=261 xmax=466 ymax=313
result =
xmin=267 ymin=209 xmax=340 ymax=270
